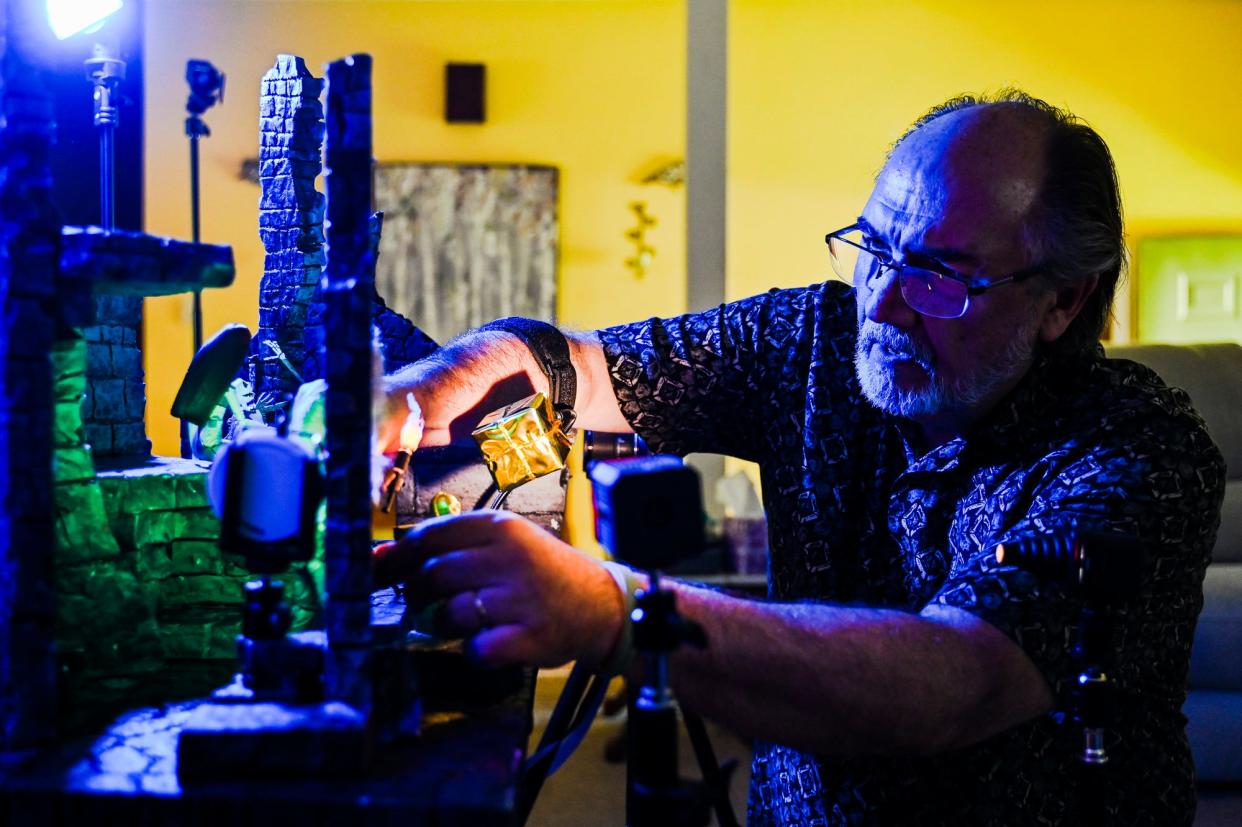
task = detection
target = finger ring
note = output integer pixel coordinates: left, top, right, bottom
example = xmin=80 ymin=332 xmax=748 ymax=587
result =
xmin=473 ymin=592 xmax=492 ymax=628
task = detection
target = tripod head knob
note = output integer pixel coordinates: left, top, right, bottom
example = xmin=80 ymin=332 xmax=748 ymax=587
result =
xmin=995 ymin=530 xmax=1146 ymax=602
xmin=632 ymin=572 xmax=707 ymax=655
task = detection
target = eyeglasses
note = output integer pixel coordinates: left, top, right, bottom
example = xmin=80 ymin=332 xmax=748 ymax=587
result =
xmin=825 ymin=224 xmax=1041 ymax=319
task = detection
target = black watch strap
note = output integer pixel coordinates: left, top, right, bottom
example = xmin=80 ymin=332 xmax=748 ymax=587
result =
xmin=478 ymin=317 xmax=578 ymax=428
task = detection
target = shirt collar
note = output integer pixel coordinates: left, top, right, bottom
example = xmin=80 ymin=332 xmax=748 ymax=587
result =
xmin=894 ymin=345 xmax=1103 ymax=475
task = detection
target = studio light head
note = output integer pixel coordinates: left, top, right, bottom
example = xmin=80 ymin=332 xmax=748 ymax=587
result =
xmin=186 ymin=59 xmax=225 ymax=116
xmin=47 ymin=0 xmax=123 ymax=41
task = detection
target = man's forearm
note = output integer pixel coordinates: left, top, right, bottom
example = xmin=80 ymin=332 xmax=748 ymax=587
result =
xmin=381 ymin=326 xmax=629 ymax=449
xmin=657 ymin=581 xmax=1054 ymax=756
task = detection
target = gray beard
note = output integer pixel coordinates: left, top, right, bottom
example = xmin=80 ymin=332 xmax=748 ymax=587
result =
xmin=854 ymin=318 xmax=1039 ymax=421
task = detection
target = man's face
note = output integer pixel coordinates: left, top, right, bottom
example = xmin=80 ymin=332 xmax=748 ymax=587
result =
xmin=853 ymin=106 xmax=1057 ymax=441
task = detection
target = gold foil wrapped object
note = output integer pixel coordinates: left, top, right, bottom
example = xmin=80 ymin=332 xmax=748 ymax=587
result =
xmin=472 ymin=392 xmax=572 ymax=492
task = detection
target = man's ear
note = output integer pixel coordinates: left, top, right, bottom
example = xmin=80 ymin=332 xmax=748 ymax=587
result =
xmin=1038 ymin=274 xmax=1099 ymax=343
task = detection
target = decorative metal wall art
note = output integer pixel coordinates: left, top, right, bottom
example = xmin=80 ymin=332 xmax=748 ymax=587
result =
xmin=373 ymin=163 xmax=559 ymax=345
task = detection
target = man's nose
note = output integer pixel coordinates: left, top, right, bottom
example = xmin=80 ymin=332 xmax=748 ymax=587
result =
xmin=863 ymin=267 xmax=918 ymax=328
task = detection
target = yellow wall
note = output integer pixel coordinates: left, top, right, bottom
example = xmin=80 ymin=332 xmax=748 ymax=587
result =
xmin=143 ymin=0 xmax=686 ymax=457
xmin=728 ymin=0 xmax=1242 ymax=336
xmin=144 ymin=1 xmax=1242 ymax=542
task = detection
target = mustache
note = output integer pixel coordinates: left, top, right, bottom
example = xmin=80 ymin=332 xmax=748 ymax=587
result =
xmin=857 ymin=321 xmax=935 ymax=370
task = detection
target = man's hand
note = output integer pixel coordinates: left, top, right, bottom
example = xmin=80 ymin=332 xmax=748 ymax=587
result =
xmin=373 ymin=511 xmax=626 ymax=669
xmin=380 ymin=328 xmax=631 ymax=453
xmin=379 ymin=356 xmax=538 ymax=452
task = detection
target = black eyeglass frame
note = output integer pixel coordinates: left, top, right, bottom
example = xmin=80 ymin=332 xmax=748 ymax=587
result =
xmin=825 ymin=223 xmax=1043 ymax=308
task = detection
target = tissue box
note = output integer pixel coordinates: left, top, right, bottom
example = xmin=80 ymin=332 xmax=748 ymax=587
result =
xmin=472 ymin=392 xmax=572 ymax=492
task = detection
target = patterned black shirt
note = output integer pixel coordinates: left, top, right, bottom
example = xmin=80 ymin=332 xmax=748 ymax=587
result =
xmin=599 ymin=281 xmax=1224 ymax=826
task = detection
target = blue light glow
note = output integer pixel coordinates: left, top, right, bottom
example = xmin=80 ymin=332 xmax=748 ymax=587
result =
xmin=46 ymin=0 xmax=123 ymax=41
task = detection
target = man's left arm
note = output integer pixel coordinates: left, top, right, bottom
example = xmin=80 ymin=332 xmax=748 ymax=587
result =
xmin=374 ymin=511 xmax=1053 ymax=757
xmin=662 ymin=581 xmax=1054 ymax=756
xmin=373 ymin=383 xmax=1224 ymax=759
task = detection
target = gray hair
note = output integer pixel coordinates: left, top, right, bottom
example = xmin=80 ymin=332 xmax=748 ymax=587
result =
xmin=893 ymin=90 xmax=1125 ymax=354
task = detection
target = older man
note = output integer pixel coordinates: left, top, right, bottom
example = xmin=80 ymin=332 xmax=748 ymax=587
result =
xmin=376 ymin=91 xmax=1223 ymax=825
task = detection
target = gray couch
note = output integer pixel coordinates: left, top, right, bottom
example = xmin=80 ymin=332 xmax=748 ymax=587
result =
xmin=1107 ymin=343 xmax=1242 ymax=782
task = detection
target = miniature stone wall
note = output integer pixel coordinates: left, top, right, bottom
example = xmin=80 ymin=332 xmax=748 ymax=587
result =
xmin=82 ymin=296 xmax=148 ymax=458
xmin=256 ymin=55 xmax=326 ymax=399
xmin=368 ymin=250 xmax=440 ymax=374
xmin=52 ymin=336 xmax=160 ymax=670
xmin=97 ymin=458 xmax=320 ymax=662
xmin=3 ymin=37 xmax=443 ymax=750
xmin=0 ymin=11 xmax=239 ymax=734
xmin=56 ymin=418 xmax=321 ymax=733
xmin=53 ymin=332 xmax=317 ymax=732
xmin=44 ymin=223 xmax=244 ymax=730
xmin=256 ymin=54 xmax=433 ymax=403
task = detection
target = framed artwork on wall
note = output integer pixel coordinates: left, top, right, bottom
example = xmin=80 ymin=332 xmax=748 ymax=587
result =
xmin=373 ymin=163 xmax=559 ymax=346
xmin=1138 ymin=236 xmax=1242 ymax=344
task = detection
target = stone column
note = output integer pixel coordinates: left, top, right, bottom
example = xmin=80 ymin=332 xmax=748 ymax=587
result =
xmin=257 ymin=55 xmax=325 ymax=399
xmin=0 ymin=0 xmax=61 ymax=749
xmin=322 ymin=54 xmax=375 ymax=710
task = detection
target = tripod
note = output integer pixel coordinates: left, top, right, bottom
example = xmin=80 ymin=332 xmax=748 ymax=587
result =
xmin=996 ymin=531 xmax=1147 ymax=824
xmin=627 ymin=570 xmax=738 ymax=827
xmin=517 ymin=570 xmax=739 ymax=827
xmin=519 ymin=455 xmax=739 ymax=826
xmin=184 ymin=59 xmax=225 ymax=353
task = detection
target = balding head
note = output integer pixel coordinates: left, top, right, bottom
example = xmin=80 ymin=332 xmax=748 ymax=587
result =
xmin=878 ymin=105 xmax=1049 ymax=275
xmin=886 ymin=91 xmax=1125 ymax=353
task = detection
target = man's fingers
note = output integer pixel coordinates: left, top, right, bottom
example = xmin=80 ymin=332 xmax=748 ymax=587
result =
xmin=467 ymin=625 xmax=540 ymax=668
xmin=421 ymin=548 xmax=511 ymax=594
xmin=405 ymin=510 xmax=520 ymax=551
xmin=437 ymin=585 xmax=508 ymax=638
xmin=373 ymin=511 xmax=519 ymax=586
xmin=372 ymin=540 xmax=411 ymax=589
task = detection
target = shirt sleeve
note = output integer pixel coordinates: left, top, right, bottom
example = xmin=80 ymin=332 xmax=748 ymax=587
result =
xmin=928 ymin=403 xmax=1224 ymax=703
xmin=596 ymin=283 xmax=848 ymax=460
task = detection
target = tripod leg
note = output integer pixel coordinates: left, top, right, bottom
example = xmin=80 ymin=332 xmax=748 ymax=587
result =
xmin=682 ymin=711 xmax=739 ymax=827
xmin=517 ymin=665 xmax=606 ymax=825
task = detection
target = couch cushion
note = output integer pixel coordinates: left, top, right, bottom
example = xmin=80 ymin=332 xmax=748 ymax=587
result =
xmin=1106 ymin=343 xmax=1242 ymax=475
xmin=1183 ymin=690 xmax=1242 ymax=782
xmin=1189 ymin=563 xmax=1242 ymax=690
xmin=1106 ymin=344 xmax=1242 ymax=565
xmin=1217 ymin=481 xmax=1242 ymax=564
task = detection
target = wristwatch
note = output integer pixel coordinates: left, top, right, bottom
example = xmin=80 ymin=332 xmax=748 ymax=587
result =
xmin=478 ymin=317 xmax=578 ymax=430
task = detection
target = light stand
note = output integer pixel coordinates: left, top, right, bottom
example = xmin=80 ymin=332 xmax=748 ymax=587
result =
xmin=84 ymin=43 xmax=125 ymax=231
xmin=179 ymin=60 xmax=226 ymax=457
xmin=184 ymin=59 xmax=225 ymax=353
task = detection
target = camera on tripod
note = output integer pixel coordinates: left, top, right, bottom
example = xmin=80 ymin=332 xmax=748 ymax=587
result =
xmin=588 ymin=455 xmax=738 ymax=827
xmin=996 ymin=530 xmax=1147 ymax=775
xmin=207 ymin=425 xmax=325 ymax=702
xmin=589 ymin=455 xmax=703 ymax=570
